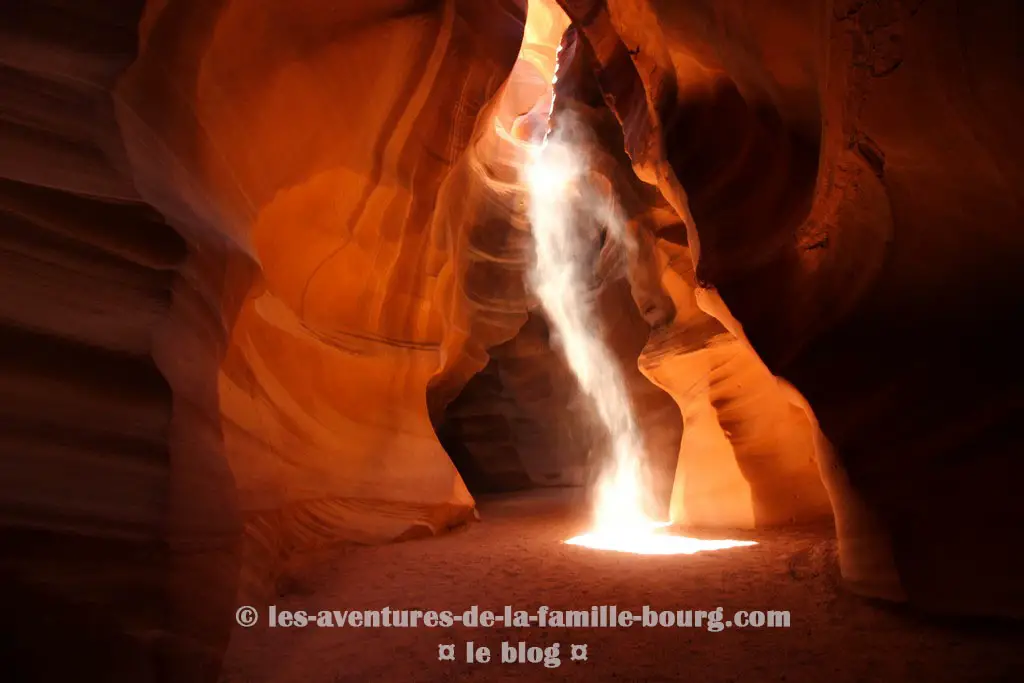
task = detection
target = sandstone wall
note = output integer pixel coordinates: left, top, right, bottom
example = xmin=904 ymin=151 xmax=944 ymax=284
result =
xmin=557 ymin=0 xmax=1024 ymax=615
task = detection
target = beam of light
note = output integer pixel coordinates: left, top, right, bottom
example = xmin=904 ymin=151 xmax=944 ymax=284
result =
xmin=523 ymin=36 xmax=755 ymax=556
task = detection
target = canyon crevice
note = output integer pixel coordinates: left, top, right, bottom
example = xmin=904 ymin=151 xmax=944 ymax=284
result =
xmin=1 ymin=1 xmax=1022 ymax=681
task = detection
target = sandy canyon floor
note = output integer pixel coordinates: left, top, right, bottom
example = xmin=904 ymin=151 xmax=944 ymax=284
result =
xmin=222 ymin=490 xmax=1023 ymax=682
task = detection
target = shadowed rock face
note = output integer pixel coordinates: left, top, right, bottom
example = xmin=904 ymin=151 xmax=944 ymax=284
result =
xmin=0 ymin=2 xmax=236 ymax=680
xmin=556 ymin=0 xmax=1024 ymax=616
xmin=3 ymin=0 xmax=529 ymax=680
xmin=438 ymin=312 xmax=596 ymax=493
xmin=2 ymin=0 xmax=1023 ymax=679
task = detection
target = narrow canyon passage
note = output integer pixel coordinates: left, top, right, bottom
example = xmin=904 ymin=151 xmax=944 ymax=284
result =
xmin=222 ymin=492 xmax=1022 ymax=683
xmin=3 ymin=0 xmax=1024 ymax=681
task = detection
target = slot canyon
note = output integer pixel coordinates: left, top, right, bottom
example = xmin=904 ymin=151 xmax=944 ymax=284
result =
xmin=1 ymin=0 xmax=1022 ymax=681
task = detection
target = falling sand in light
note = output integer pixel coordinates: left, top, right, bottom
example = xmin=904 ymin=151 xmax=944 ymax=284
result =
xmin=522 ymin=44 xmax=755 ymax=556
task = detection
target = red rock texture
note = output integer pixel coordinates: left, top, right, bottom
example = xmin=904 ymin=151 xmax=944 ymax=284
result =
xmin=556 ymin=0 xmax=1024 ymax=616
xmin=1 ymin=0 xmax=1022 ymax=680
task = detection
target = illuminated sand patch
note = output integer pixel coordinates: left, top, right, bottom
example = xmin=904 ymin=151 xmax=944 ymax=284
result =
xmin=566 ymin=522 xmax=757 ymax=556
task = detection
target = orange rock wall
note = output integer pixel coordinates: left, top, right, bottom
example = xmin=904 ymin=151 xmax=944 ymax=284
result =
xmin=557 ymin=0 xmax=1024 ymax=616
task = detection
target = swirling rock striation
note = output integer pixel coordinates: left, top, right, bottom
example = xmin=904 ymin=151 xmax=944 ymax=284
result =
xmin=556 ymin=0 xmax=1024 ymax=616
